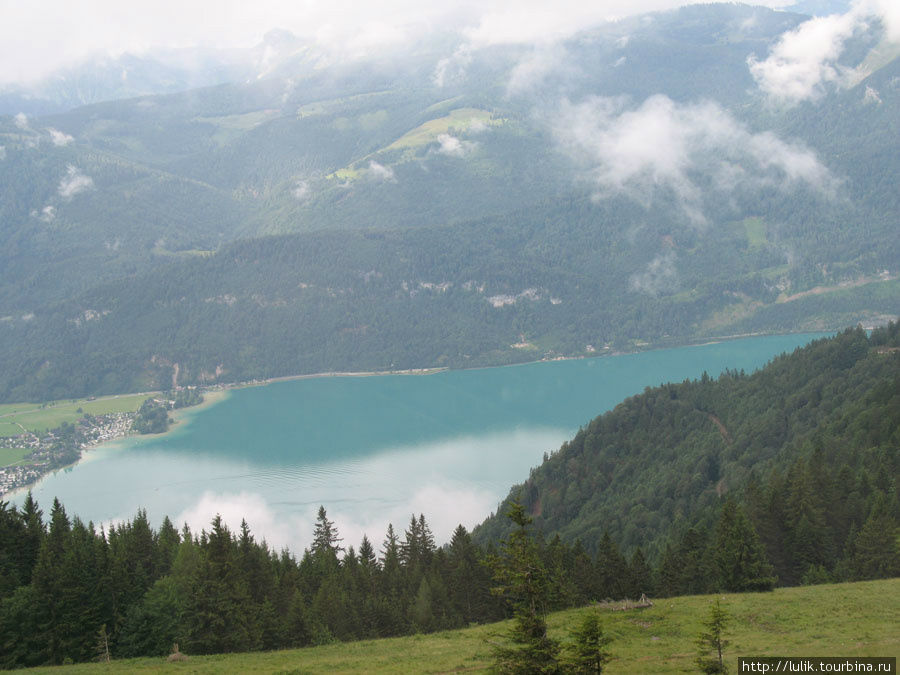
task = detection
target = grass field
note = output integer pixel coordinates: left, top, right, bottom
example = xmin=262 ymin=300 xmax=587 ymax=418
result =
xmin=743 ymin=216 xmax=767 ymax=248
xmin=22 ymin=578 xmax=899 ymax=673
xmin=0 ymin=447 xmax=29 ymax=467
xmin=385 ymin=108 xmax=495 ymax=152
xmin=0 ymin=394 xmax=152 ymax=437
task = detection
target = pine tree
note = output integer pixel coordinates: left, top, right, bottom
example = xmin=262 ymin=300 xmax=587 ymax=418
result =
xmin=679 ymin=527 xmax=714 ymax=595
xmin=312 ymin=506 xmax=343 ymax=563
xmin=448 ymin=525 xmax=486 ymax=623
xmin=31 ymin=498 xmax=71 ymax=663
xmin=0 ymin=501 xmax=26 ymax=596
xmin=656 ymin=543 xmax=681 ymax=598
xmin=489 ymin=500 xmax=560 ymax=673
xmin=410 ymin=577 xmax=434 ymax=632
xmin=696 ymin=598 xmax=729 ymax=674
xmin=565 ymin=611 xmax=613 ymax=673
xmin=849 ymin=511 xmax=900 ymax=580
xmin=713 ymin=499 xmax=776 ymax=592
xmin=19 ymin=492 xmax=44 ymax=586
xmin=627 ymin=548 xmax=653 ymax=599
xmin=594 ymin=532 xmax=627 ymax=600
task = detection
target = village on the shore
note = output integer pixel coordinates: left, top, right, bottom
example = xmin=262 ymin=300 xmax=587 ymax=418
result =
xmin=0 ymin=412 xmax=135 ymax=496
xmin=0 ymin=387 xmax=205 ymax=497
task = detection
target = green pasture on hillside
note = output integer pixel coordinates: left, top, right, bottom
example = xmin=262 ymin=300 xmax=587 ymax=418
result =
xmin=25 ymin=578 xmax=899 ymax=674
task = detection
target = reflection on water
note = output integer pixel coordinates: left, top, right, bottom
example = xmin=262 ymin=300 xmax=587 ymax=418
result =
xmin=16 ymin=333 xmax=827 ymax=553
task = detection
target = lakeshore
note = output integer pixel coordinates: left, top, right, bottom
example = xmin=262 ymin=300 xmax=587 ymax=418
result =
xmin=8 ymin=331 xmax=831 ymax=554
xmin=0 ymin=388 xmax=230 ymax=498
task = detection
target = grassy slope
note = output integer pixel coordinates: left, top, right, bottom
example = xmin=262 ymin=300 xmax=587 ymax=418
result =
xmin=25 ymin=579 xmax=899 ymax=673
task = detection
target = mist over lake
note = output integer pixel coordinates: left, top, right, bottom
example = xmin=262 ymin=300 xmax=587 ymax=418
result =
xmin=18 ymin=333 xmax=827 ymax=553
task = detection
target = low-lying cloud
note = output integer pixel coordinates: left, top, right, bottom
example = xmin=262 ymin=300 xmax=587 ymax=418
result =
xmin=507 ymin=45 xmax=574 ymax=96
xmin=367 ymin=160 xmax=396 ymax=182
xmin=630 ymin=251 xmax=678 ymax=296
xmin=167 ymin=428 xmax=564 ymax=555
xmin=553 ymin=94 xmax=837 ymax=224
xmin=748 ymin=0 xmax=900 ymax=104
xmin=292 ymin=179 xmax=310 ymax=200
xmin=38 ymin=205 xmax=56 ymax=222
xmin=434 ymin=133 xmax=477 ymax=157
xmin=48 ymin=128 xmax=74 ymax=146
xmin=58 ymin=164 xmax=94 ymax=198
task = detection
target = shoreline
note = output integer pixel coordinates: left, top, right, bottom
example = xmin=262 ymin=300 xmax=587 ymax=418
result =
xmin=229 ymin=366 xmax=449 ymax=390
xmin=221 ymin=329 xmax=832 ymax=393
xmin=2 ymin=389 xmax=232 ymax=499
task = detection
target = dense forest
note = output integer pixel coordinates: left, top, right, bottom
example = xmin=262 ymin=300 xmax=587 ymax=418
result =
xmin=475 ymin=324 xmax=900 ymax=587
xmin=1 ymin=324 xmax=897 ymax=668
xmin=1 ymin=201 xmax=897 ymax=403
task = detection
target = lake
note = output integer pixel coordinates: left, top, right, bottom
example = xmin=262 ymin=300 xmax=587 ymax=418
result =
xmin=17 ymin=333 xmax=827 ymax=553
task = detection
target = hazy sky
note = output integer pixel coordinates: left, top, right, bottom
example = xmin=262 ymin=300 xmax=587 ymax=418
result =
xmin=0 ymin=0 xmax=795 ymax=84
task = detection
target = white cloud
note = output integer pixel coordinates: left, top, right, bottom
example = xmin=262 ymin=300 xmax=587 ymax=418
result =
xmin=175 ymin=491 xmax=306 ymax=553
xmin=0 ymin=0 xmax=795 ymax=85
xmin=434 ymin=133 xmax=477 ymax=157
xmin=367 ymin=160 xmax=396 ymax=182
xmin=748 ymin=0 xmax=900 ymax=105
xmin=553 ymin=94 xmax=837 ymax=224
xmin=292 ymin=179 xmax=310 ymax=200
xmin=506 ymin=45 xmax=573 ymax=96
xmin=747 ymin=11 xmax=860 ymax=104
xmin=39 ymin=205 xmax=56 ymax=222
xmin=630 ymin=251 xmax=677 ymax=296
xmin=48 ymin=128 xmax=74 ymax=146
xmin=0 ymin=146 xmax=6 ymax=160
xmin=432 ymin=44 xmax=473 ymax=88
xmin=14 ymin=112 xmax=28 ymax=129
xmin=863 ymin=85 xmax=882 ymax=104
xmin=58 ymin=165 xmax=94 ymax=198
xmin=169 ymin=428 xmax=563 ymax=555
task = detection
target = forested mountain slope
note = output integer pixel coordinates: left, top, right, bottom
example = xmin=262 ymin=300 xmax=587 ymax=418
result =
xmin=3 ymin=202 xmax=897 ymax=402
xmin=474 ymin=323 xmax=900 ymax=588
xmin=1 ymin=3 xmax=897 ymax=400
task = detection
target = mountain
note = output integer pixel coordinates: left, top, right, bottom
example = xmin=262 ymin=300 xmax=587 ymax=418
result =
xmin=0 ymin=3 xmax=897 ymax=401
xmin=0 ymin=31 xmax=307 ymax=116
xmin=473 ymin=323 xmax=900 ymax=587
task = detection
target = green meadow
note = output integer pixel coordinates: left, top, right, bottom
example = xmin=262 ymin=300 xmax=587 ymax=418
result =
xmin=23 ymin=578 xmax=898 ymax=674
xmin=0 ymin=394 xmax=152 ymax=437
xmin=0 ymin=447 xmax=29 ymax=467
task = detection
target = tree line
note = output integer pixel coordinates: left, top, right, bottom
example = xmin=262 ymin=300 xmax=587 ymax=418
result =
xmin=1 ymin=483 xmax=895 ymax=668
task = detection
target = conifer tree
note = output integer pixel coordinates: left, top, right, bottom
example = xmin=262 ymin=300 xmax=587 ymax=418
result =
xmin=656 ymin=543 xmax=681 ymax=598
xmin=594 ymin=532 xmax=627 ymax=599
xmin=713 ymin=499 xmax=776 ymax=592
xmin=0 ymin=501 xmax=26 ymax=596
xmin=696 ymin=598 xmax=729 ymax=674
xmin=489 ymin=499 xmax=560 ymax=673
xmin=19 ymin=492 xmax=44 ymax=586
xmin=849 ymin=511 xmax=900 ymax=580
xmin=627 ymin=548 xmax=653 ymax=599
xmin=565 ymin=611 xmax=612 ymax=673
xmin=312 ymin=506 xmax=343 ymax=565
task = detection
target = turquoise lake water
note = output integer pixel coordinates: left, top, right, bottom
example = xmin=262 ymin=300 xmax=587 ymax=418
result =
xmin=17 ymin=333 xmax=827 ymax=553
